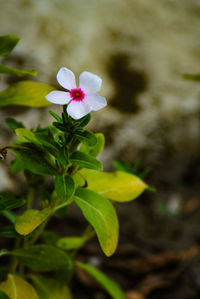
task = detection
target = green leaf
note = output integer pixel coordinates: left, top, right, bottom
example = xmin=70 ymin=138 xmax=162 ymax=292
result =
xmin=90 ymin=133 xmax=105 ymax=156
xmin=0 ymin=64 xmax=37 ymax=77
xmin=11 ymin=148 xmax=57 ymax=176
xmin=0 ymin=226 xmax=22 ymax=238
xmin=11 ymin=159 xmax=25 ymax=174
xmin=75 ymin=130 xmax=97 ymax=146
xmin=183 ymin=73 xmax=200 ymax=81
xmin=80 ymin=133 xmax=105 ymax=157
xmin=15 ymin=208 xmax=51 ymax=236
xmin=0 ymin=81 xmax=54 ymax=108
xmin=31 ymin=276 xmax=72 ymax=299
xmin=0 ymin=35 xmax=20 ymax=56
xmin=0 ymin=193 xmax=25 ymax=212
xmin=1 ymin=211 xmax=16 ymax=223
xmin=77 ymin=262 xmax=125 ymax=299
xmin=74 ymin=188 xmax=119 ymax=256
xmin=41 ymin=231 xmax=59 ymax=246
xmin=49 ymin=110 xmax=63 ymax=123
xmin=55 ymin=175 xmax=75 ymax=202
xmin=0 ymin=290 xmax=10 ymax=299
xmin=70 ymin=151 xmax=102 ymax=170
xmin=57 ymin=236 xmax=85 ymax=250
xmin=0 ymin=249 xmax=9 ymax=257
xmin=15 ymin=128 xmax=39 ymax=143
xmin=74 ymin=113 xmax=91 ymax=128
xmin=5 ymin=118 xmax=25 ymax=132
xmin=74 ymin=169 xmax=147 ymax=202
xmin=11 ymin=245 xmax=73 ymax=272
xmin=0 ymin=274 xmax=39 ymax=299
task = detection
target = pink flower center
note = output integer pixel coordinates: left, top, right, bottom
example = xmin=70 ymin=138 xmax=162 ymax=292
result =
xmin=70 ymin=88 xmax=85 ymax=102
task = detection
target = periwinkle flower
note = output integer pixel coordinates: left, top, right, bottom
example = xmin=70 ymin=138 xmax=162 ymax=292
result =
xmin=46 ymin=67 xmax=107 ymax=119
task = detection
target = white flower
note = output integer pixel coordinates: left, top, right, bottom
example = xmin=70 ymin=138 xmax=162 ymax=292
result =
xmin=46 ymin=67 xmax=107 ymax=120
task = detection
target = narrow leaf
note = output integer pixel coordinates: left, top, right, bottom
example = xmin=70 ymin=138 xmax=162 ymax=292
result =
xmin=0 ymin=226 xmax=22 ymax=238
xmin=15 ymin=208 xmax=51 ymax=236
xmin=49 ymin=110 xmax=63 ymax=123
xmin=5 ymin=118 xmax=25 ymax=132
xmin=0 ymin=64 xmax=37 ymax=77
xmin=0 ymin=35 xmax=20 ymax=56
xmin=74 ymin=188 xmax=119 ymax=256
xmin=0 ymin=81 xmax=54 ymax=108
xmin=183 ymin=73 xmax=200 ymax=81
xmin=77 ymin=262 xmax=125 ymax=299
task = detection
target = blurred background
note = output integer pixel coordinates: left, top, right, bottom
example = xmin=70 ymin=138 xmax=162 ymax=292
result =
xmin=1 ymin=0 xmax=200 ymax=298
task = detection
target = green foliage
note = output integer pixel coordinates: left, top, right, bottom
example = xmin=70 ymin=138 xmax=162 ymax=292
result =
xmin=0 ymin=289 xmax=10 ymax=299
xmin=57 ymin=236 xmax=86 ymax=250
xmin=74 ymin=188 xmax=119 ymax=256
xmin=31 ymin=276 xmax=72 ymax=299
xmin=10 ymin=245 xmax=73 ymax=273
xmin=11 ymin=148 xmax=57 ymax=176
xmin=74 ymin=130 xmax=97 ymax=146
xmin=0 ymin=34 xmax=149 ymax=298
xmin=77 ymin=262 xmax=125 ymax=299
xmin=80 ymin=132 xmax=105 ymax=157
xmin=0 ymin=193 xmax=25 ymax=212
xmin=70 ymin=151 xmax=102 ymax=170
xmin=55 ymin=175 xmax=75 ymax=202
xmin=0 ymin=81 xmax=53 ymax=108
xmin=0 ymin=35 xmax=20 ymax=56
xmin=0 ymin=34 xmax=37 ymax=80
xmin=5 ymin=118 xmax=25 ymax=132
xmin=0 ymin=226 xmax=22 ymax=239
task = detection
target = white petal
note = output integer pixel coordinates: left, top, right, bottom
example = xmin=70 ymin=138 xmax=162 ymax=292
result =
xmin=67 ymin=101 xmax=91 ymax=120
xmin=46 ymin=90 xmax=71 ymax=104
xmin=57 ymin=67 xmax=77 ymax=90
xmin=79 ymin=71 xmax=102 ymax=95
xmin=85 ymin=94 xmax=107 ymax=111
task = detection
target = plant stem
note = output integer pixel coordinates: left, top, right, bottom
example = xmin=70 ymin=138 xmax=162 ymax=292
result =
xmin=26 ymin=187 xmax=35 ymax=209
xmin=10 ymin=238 xmax=20 ymax=273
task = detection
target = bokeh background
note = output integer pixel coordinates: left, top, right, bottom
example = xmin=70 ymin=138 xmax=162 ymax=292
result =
xmin=1 ymin=0 xmax=200 ymax=298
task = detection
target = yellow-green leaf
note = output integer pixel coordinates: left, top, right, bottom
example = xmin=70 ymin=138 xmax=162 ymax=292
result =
xmin=57 ymin=236 xmax=86 ymax=250
xmin=0 ymin=81 xmax=54 ymax=107
xmin=15 ymin=128 xmax=39 ymax=143
xmin=15 ymin=208 xmax=51 ymax=236
xmin=0 ymin=274 xmax=39 ymax=299
xmin=74 ymin=169 xmax=147 ymax=202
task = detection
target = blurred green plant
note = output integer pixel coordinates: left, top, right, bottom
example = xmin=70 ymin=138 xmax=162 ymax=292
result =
xmin=0 ymin=35 xmax=148 ymax=299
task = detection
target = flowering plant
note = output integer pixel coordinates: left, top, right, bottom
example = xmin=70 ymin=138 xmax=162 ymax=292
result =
xmin=0 ymin=35 xmax=147 ymax=299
